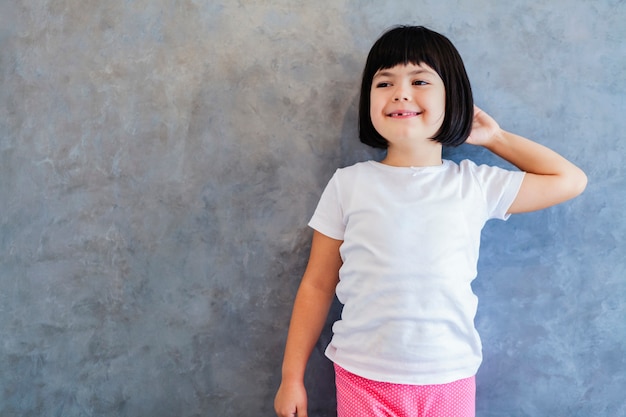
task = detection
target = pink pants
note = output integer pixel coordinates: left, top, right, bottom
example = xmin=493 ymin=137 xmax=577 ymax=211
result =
xmin=335 ymin=364 xmax=475 ymax=417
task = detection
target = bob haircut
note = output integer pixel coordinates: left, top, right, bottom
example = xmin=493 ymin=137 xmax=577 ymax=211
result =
xmin=359 ymin=26 xmax=474 ymax=148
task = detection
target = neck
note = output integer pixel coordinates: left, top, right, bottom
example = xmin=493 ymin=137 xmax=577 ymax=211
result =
xmin=381 ymin=141 xmax=443 ymax=167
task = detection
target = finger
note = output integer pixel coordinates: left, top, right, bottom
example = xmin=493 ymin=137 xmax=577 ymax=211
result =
xmin=296 ymin=400 xmax=308 ymax=417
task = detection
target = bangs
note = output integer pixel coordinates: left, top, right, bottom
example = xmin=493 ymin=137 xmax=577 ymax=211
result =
xmin=365 ymin=26 xmax=443 ymax=79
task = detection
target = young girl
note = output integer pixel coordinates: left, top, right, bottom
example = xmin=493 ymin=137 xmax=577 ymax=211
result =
xmin=274 ymin=26 xmax=586 ymax=417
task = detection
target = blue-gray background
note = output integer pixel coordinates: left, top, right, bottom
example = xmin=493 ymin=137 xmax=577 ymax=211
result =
xmin=1 ymin=1 xmax=624 ymax=416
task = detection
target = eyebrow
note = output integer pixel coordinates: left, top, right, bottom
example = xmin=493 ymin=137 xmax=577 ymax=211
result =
xmin=373 ymin=68 xmax=436 ymax=79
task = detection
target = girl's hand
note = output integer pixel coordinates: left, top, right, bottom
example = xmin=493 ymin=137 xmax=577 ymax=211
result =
xmin=466 ymin=105 xmax=587 ymax=213
xmin=466 ymin=105 xmax=502 ymax=147
xmin=275 ymin=381 xmax=308 ymax=417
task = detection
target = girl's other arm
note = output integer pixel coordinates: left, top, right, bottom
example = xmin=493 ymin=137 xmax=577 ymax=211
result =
xmin=275 ymin=230 xmax=342 ymax=417
xmin=467 ymin=106 xmax=587 ymax=214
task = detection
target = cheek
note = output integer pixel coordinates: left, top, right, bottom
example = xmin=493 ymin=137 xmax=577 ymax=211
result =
xmin=429 ymin=93 xmax=446 ymax=122
xmin=369 ymin=95 xmax=384 ymax=121
xmin=369 ymin=90 xmax=380 ymax=109
xmin=369 ymin=110 xmax=382 ymax=133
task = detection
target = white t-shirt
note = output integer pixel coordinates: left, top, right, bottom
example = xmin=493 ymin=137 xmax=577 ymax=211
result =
xmin=308 ymin=159 xmax=525 ymax=385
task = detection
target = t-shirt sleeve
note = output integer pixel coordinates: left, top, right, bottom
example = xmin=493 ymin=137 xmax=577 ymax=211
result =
xmin=308 ymin=171 xmax=345 ymax=240
xmin=465 ymin=161 xmax=525 ymax=221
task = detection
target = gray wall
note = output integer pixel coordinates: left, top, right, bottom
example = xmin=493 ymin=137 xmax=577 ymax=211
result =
xmin=1 ymin=1 xmax=624 ymax=416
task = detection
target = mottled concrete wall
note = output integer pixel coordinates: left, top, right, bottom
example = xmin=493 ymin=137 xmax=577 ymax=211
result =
xmin=0 ymin=1 xmax=624 ymax=416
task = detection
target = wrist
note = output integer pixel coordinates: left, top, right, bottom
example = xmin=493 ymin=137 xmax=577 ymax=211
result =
xmin=483 ymin=128 xmax=507 ymax=150
xmin=280 ymin=375 xmax=305 ymax=389
xmin=281 ymin=366 xmax=306 ymax=384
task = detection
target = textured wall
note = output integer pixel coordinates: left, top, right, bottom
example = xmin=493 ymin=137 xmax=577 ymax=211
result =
xmin=0 ymin=1 xmax=624 ymax=416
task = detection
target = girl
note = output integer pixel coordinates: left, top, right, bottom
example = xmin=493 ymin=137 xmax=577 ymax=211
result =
xmin=275 ymin=26 xmax=587 ymax=417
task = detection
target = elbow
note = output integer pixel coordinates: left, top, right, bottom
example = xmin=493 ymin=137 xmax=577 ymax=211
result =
xmin=569 ymin=167 xmax=588 ymax=198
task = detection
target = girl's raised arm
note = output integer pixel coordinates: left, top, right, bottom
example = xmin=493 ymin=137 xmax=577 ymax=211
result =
xmin=466 ymin=106 xmax=587 ymax=214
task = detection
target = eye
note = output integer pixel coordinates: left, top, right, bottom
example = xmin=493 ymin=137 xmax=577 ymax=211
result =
xmin=375 ymin=82 xmax=392 ymax=88
xmin=413 ymin=80 xmax=429 ymax=86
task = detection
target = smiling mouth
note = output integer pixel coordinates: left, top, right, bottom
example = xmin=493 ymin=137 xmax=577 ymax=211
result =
xmin=388 ymin=112 xmax=421 ymax=117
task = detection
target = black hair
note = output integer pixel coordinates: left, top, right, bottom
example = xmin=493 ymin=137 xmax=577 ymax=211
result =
xmin=358 ymin=25 xmax=473 ymax=148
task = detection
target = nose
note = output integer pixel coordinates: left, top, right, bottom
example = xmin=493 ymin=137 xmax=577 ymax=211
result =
xmin=393 ymin=84 xmax=411 ymax=101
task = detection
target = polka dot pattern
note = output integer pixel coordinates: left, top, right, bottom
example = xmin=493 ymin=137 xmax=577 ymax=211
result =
xmin=335 ymin=364 xmax=475 ymax=417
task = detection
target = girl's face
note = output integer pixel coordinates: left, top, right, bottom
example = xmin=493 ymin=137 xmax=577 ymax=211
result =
xmin=370 ymin=63 xmax=446 ymax=147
